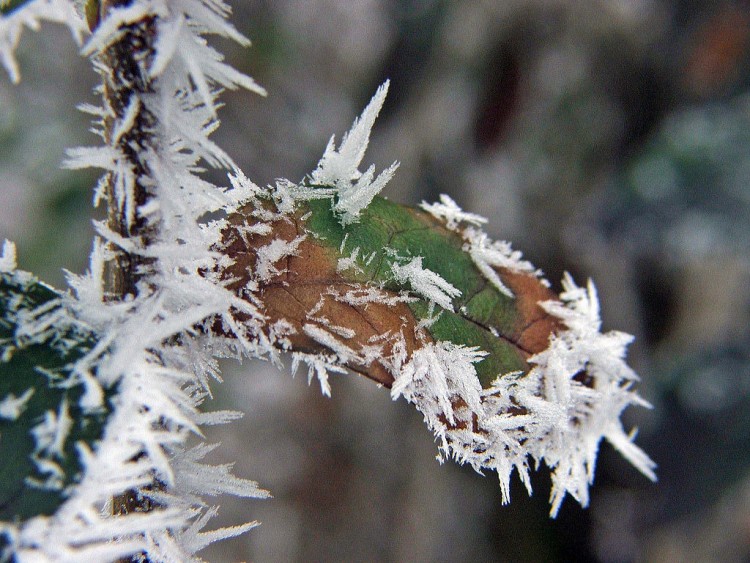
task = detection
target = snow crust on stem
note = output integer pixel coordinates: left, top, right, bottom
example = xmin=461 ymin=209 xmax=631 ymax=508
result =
xmin=2 ymin=1 xmax=270 ymax=560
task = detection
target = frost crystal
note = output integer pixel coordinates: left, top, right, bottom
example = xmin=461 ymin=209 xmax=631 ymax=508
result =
xmin=421 ymin=195 xmax=543 ymax=298
xmin=291 ymin=350 xmax=347 ymax=397
xmin=391 ymin=341 xmax=486 ymax=427
xmin=420 ymin=194 xmax=488 ymax=231
xmin=392 ymin=273 xmax=656 ymax=517
xmin=0 ymin=388 xmax=34 ymax=420
xmin=463 ymin=228 xmax=542 ymax=298
xmin=311 ymin=81 xmax=399 ymax=225
xmin=390 ymin=256 xmax=461 ymax=312
xmin=254 ymin=235 xmax=305 ymax=282
xmin=337 ymin=246 xmax=364 ymax=274
xmin=0 ymin=239 xmax=16 ymax=272
xmin=2 ymin=1 xmax=271 ymax=560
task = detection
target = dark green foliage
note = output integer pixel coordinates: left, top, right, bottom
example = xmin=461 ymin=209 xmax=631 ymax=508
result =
xmin=0 ymin=271 xmax=108 ymax=525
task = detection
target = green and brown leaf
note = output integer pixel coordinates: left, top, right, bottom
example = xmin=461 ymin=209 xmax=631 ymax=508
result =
xmin=219 ymin=193 xmax=561 ymax=389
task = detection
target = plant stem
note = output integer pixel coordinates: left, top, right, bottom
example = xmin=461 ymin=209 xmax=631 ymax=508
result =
xmin=97 ymin=0 xmax=158 ymax=300
xmin=93 ymin=0 xmax=161 ymax=538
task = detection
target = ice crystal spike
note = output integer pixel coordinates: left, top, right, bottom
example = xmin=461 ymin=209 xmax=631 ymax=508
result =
xmin=221 ymin=181 xmax=655 ymax=517
xmin=311 ymin=80 xmax=400 ymax=225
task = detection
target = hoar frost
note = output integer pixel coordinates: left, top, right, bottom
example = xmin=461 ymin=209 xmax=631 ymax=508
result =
xmin=218 ymin=80 xmax=656 ymax=518
xmin=390 ymin=255 xmax=461 ymax=312
xmin=391 ymin=274 xmax=656 ymax=516
xmin=2 ymin=1 xmax=269 ymax=561
xmin=1 ymin=2 xmax=656 ymax=560
xmin=310 ymin=80 xmax=399 ymax=225
xmin=0 ymin=388 xmax=34 ymax=420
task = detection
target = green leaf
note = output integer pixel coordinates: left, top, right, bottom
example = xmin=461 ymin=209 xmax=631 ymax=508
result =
xmin=222 ymin=194 xmax=560 ymax=389
xmin=0 ymin=271 xmax=109 ymax=524
xmin=84 ymin=0 xmax=100 ymax=31
xmin=304 ymin=196 xmax=558 ymax=386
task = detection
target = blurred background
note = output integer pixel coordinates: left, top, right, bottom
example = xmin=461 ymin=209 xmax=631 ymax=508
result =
xmin=2 ymin=0 xmax=750 ymax=561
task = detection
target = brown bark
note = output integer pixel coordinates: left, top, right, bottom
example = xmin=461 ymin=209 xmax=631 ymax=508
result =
xmin=96 ymin=0 xmax=158 ymax=300
xmin=92 ymin=2 xmax=163 ymax=551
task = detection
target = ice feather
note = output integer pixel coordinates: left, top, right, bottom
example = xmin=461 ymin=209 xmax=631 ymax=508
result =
xmin=2 ymin=1 xmax=271 ymax=560
xmin=311 ymin=81 xmax=399 ymax=224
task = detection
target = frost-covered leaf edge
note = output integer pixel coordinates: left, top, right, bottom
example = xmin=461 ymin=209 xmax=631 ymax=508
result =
xmin=0 ymin=246 xmax=110 ymax=531
xmin=217 ymin=83 xmax=656 ymax=517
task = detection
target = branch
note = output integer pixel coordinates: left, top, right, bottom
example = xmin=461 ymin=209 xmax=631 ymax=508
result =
xmin=211 ymin=85 xmax=656 ymax=516
xmin=87 ymin=0 xmax=157 ymax=299
xmin=2 ymin=1 xmax=269 ymax=559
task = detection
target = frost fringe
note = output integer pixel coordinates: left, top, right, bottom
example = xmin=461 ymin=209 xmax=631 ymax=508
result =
xmin=219 ymin=81 xmax=656 ymax=517
xmin=390 ymin=274 xmax=656 ymax=517
xmin=2 ymin=1 xmax=270 ymax=561
xmin=1 ymin=2 xmax=656 ymax=559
